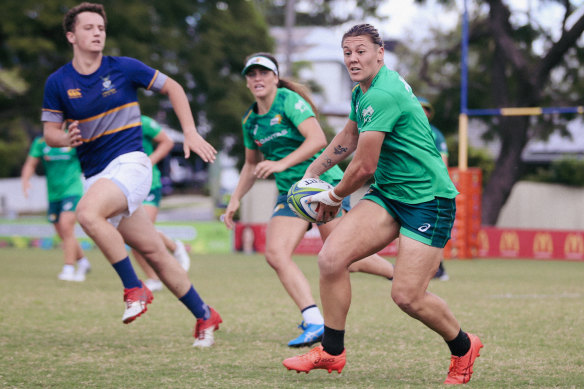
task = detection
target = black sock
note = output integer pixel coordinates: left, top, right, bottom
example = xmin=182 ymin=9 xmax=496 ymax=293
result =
xmin=322 ymin=326 xmax=345 ymax=356
xmin=446 ymin=329 xmax=471 ymax=357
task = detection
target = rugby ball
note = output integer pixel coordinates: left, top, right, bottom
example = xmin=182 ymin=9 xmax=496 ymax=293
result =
xmin=287 ymin=178 xmax=333 ymax=223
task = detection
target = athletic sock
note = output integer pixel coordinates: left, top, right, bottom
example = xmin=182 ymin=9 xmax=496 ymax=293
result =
xmin=322 ymin=325 xmax=345 ymax=356
xmin=62 ymin=264 xmax=75 ymax=274
xmin=446 ymin=329 xmax=471 ymax=357
xmin=301 ymin=304 xmax=324 ymax=325
xmin=179 ymin=285 xmax=209 ymax=320
xmin=77 ymin=257 xmax=90 ymax=270
xmin=112 ymin=257 xmax=142 ymax=289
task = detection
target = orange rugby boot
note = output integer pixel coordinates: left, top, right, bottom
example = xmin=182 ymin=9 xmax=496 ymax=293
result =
xmin=283 ymin=345 xmax=346 ymax=374
xmin=444 ymin=333 xmax=483 ymax=384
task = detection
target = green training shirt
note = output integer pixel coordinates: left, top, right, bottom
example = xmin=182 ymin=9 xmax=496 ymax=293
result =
xmin=242 ymin=88 xmax=343 ymax=194
xmin=141 ymin=115 xmax=163 ymax=190
xmin=349 ymin=66 xmax=458 ymax=204
xmin=430 ymin=124 xmax=448 ymax=157
xmin=28 ymin=136 xmax=83 ymax=202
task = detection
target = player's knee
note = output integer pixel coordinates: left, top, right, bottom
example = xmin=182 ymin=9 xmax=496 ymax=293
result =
xmin=264 ymin=248 xmax=286 ymax=271
xmin=60 ymin=225 xmax=75 ymax=237
xmin=391 ymin=288 xmax=418 ymax=314
xmin=317 ymin=250 xmax=342 ymax=277
xmin=75 ymin=206 xmax=94 ymax=232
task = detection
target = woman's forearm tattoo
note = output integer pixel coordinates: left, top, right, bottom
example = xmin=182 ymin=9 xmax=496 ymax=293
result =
xmin=320 ymin=155 xmax=333 ymax=170
xmin=320 ymin=144 xmax=348 ymax=169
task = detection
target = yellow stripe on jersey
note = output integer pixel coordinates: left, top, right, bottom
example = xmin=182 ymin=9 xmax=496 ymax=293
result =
xmin=80 ymin=121 xmax=142 ymax=142
xmin=242 ymin=109 xmax=253 ymax=125
xmin=42 ymin=108 xmax=63 ymax=114
xmin=146 ymin=70 xmax=159 ymax=90
xmin=66 ymin=102 xmax=140 ymax=124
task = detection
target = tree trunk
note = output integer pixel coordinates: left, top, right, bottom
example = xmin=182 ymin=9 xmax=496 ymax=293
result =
xmin=482 ymin=116 xmax=529 ymax=225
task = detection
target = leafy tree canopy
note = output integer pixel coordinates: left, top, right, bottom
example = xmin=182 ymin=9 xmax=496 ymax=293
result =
xmin=404 ymin=0 xmax=584 ymax=224
xmin=255 ymin=0 xmax=387 ymax=26
xmin=0 ymin=0 xmax=272 ymax=177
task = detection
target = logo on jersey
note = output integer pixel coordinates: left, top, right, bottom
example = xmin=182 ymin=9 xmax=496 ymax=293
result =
xmin=42 ymin=145 xmax=72 ymax=162
xmin=294 ymin=99 xmax=309 ymax=113
xmin=252 ymin=124 xmax=259 ymax=136
xmin=254 ymin=129 xmax=288 ymax=147
xmin=67 ymin=88 xmax=82 ymax=99
xmin=270 ymin=114 xmax=283 ymax=126
xmin=362 ymin=105 xmax=374 ymax=123
xmin=101 ymin=75 xmax=117 ymax=97
xmin=398 ymin=75 xmax=413 ymax=93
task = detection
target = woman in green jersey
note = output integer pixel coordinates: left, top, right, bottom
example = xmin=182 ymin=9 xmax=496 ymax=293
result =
xmin=21 ymin=136 xmax=91 ymax=282
xmin=223 ymin=53 xmax=394 ymax=348
xmin=283 ymin=25 xmax=482 ymax=385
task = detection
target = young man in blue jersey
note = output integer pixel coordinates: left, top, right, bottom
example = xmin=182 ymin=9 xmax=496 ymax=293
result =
xmin=41 ymin=2 xmax=221 ymax=347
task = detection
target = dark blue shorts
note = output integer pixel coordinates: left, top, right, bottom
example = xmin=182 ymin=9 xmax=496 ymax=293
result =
xmin=48 ymin=195 xmax=81 ymax=223
xmin=143 ymin=187 xmax=162 ymax=207
xmin=362 ymin=187 xmax=456 ymax=248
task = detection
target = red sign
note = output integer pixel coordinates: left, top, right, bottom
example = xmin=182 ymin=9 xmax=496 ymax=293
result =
xmin=235 ymin=223 xmax=584 ymax=261
xmin=479 ymin=227 xmax=584 ymax=261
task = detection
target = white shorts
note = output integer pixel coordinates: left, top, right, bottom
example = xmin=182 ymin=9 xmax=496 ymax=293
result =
xmin=84 ymin=151 xmax=152 ymax=227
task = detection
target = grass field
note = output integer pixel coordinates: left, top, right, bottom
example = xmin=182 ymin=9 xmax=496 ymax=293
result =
xmin=1 ymin=248 xmax=583 ymax=388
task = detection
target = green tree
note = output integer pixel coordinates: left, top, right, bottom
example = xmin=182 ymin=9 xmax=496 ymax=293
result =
xmin=189 ymin=0 xmax=273 ymax=160
xmin=0 ymin=0 xmax=271 ymax=177
xmin=255 ymin=0 xmax=387 ymax=26
xmin=407 ymin=0 xmax=584 ymax=225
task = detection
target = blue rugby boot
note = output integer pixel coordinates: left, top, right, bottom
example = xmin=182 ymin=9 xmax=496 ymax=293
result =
xmin=288 ymin=322 xmax=324 ymax=347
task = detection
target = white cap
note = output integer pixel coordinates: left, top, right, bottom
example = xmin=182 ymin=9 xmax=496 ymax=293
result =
xmin=241 ymin=56 xmax=278 ymax=76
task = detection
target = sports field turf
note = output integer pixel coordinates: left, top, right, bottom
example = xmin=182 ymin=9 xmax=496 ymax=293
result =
xmin=1 ymin=248 xmax=582 ymax=388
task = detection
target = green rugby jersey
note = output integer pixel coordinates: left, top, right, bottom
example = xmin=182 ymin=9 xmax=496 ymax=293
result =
xmin=242 ymin=88 xmax=343 ymax=194
xmin=430 ymin=124 xmax=448 ymax=157
xmin=29 ymin=136 xmax=83 ymax=201
xmin=349 ymin=66 xmax=458 ymax=204
xmin=141 ymin=115 xmax=163 ymax=190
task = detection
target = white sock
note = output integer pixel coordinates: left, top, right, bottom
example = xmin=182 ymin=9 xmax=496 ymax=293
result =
xmin=62 ymin=264 xmax=75 ymax=274
xmin=77 ymin=257 xmax=90 ymax=269
xmin=173 ymin=240 xmax=184 ymax=254
xmin=302 ymin=306 xmax=324 ymax=325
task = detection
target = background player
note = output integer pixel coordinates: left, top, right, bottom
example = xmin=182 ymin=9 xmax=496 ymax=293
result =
xmin=418 ymin=96 xmax=449 ymax=281
xmin=131 ymin=115 xmax=191 ymax=292
xmin=21 ymin=135 xmax=91 ymax=282
xmin=223 ymin=52 xmax=394 ymax=348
